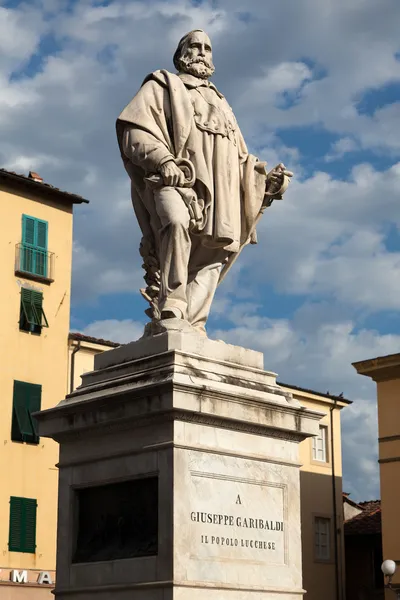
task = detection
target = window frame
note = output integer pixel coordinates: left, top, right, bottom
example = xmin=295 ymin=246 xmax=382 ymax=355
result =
xmin=312 ymin=424 xmax=329 ymax=463
xmin=314 ymin=515 xmax=332 ymax=562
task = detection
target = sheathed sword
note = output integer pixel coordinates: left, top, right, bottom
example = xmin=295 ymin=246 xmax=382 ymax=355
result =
xmin=218 ymin=165 xmax=292 ymax=285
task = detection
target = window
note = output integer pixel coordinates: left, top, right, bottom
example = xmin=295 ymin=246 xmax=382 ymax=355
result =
xmin=11 ymin=380 xmax=41 ymax=444
xmin=9 ymin=496 xmax=37 ymax=553
xmin=20 ymin=215 xmax=48 ymax=277
xmin=314 ymin=517 xmax=330 ymax=561
xmin=312 ymin=425 xmax=328 ymax=462
xmin=19 ymin=288 xmax=48 ymax=334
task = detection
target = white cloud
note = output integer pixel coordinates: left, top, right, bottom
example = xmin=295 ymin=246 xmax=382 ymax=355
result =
xmin=341 ymin=399 xmax=380 ymax=500
xmin=82 ymin=318 xmax=144 ymax=344
xmin=239 ymin=162 xmax=400 ymax=313
xmin=0 ymin=5 xmax=45 ymax=66
xmin=240 ymin=61 xmax=312 ymax=110
xmin=325 ymin=137 xmax=359 ymax=162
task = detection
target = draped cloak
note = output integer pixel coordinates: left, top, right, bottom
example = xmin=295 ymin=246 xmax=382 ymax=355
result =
xmin=116 ymin=70 xmax=267 ymax=280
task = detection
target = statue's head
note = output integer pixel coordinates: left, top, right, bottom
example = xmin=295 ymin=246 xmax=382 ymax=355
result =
xmin=173 ymin=29 xmax=215 ymax=79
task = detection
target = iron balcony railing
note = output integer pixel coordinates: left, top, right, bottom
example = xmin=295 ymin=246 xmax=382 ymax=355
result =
xmin=15 ymin=243 xmax=55 ymax=281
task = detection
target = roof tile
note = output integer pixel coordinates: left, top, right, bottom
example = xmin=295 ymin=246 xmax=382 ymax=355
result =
xmin=345 ymin=500 xmax=381 ymax=535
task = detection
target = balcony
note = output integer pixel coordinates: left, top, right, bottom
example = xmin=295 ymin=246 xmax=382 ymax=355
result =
xmin=15 ymin=243 xmax=54 ymax=283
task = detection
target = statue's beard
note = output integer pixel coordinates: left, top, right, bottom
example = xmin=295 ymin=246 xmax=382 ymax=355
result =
xmin=178 ymin=55 xmax=215 ymax=79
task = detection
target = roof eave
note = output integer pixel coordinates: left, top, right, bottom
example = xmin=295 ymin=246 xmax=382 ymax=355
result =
xmin=278 ymin=381 xmax=352 ymax=405
xmin=0 ymin=170 xmax=89 ymax=205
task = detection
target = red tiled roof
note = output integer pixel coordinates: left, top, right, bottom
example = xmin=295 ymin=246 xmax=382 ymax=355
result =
xmin=345 ymin=500 xmax=381 ymax=535
xmin=0 ymin=169 xmax=89 ymax=204
xmin=69 ymin=332 xmax=120 ymax=348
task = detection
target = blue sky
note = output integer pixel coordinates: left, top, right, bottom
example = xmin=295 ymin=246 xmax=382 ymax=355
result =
xmin=1 ymin=0 xmax=400 ymax=500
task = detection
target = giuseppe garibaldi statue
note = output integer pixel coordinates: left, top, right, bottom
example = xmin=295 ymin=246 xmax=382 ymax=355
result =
xmin=116 ymin=30 xmax=292 ymax=335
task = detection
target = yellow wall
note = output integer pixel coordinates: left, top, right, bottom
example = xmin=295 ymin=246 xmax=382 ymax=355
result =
xmin=283 ymin=388 xmax=346 ymax=600
xmin=377 ymin=377 xmax=400 ymax=599
xmin=0 ymin=183 xmax=73 ymax=580
xmin=353 ymin=355 xmax=400 ymax=600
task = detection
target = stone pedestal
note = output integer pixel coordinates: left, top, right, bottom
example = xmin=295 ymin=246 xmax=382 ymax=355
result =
xmin=37 ymin=331 xmax=322 ymax=600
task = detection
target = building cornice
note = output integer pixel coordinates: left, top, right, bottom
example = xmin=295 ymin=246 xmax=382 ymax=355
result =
xmin=353 ymin=353 xmax=400 ymax=382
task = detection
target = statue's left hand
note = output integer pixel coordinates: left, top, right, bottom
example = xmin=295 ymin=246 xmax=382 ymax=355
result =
xmin=265 ymin=163 xmax=293 ymax=198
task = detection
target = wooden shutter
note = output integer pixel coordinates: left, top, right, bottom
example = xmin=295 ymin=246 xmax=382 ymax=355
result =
xmin=31 ymin=291 xmax=48 ymax=328
xmin=21 ymin=216 xmax=35 ymax=273
xmin=21 ymin=216 xmax=48 ymax=276
xmin=28 ymin=383 xmax=41 ymax=443
xmin=35 ymin=220 xmax=48 ymax=277
xmin=20 ymin=288 xmax=34 ymax=330
xmin=22 ymin=215 xmax=48 ymax=249
xmin=12 ymin=381 xmax=33 ymax=439
xmin=36 ymin=220 xmax=48 ymax=250
xmin=11 ymin=381 xmax=41 ymax=443
xmin=22 ymin=215 xmax=36 ymax=245
xmin=23 ymin=498 xmax=37 ymax=553
xmin=20 ymin=289 xmax=48 ymax=331
xmin=9 ymin=497 xmax=23 ymax=551
xmin=9 ymin=497 xmax=37 ymax=553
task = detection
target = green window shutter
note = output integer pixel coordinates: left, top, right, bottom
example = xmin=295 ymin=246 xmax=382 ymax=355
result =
xmin=28 ymin=383 xmax=41 ymax=443
xmin=23 ymin=498 xmax=37 ymax=553
xmin=19 ymin=288 xmax=48 ymax=332
xmin=19 ymin=288 xmax=34 ymax=332
xmin=9 ymin=497 xmax=37 ymax=553
xmin=9 ymin=497 xmax=23 ymax=551
xmin=35 ymin=220 xmax=48 ymax=277
xmin=22 ymin=215 xmax=36 ymax=246
xmin=21 ymin=216 xmax=48 ymax=277
xmin=11 ymin=381 xmax=41 ymax=444
xmin=31 ymin=291 xmax=48 ymax=328
xmin=35 ymin=220 xmax=48 ymax=250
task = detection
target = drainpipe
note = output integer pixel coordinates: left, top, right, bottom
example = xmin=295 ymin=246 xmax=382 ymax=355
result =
xmin=330 ymin=398 xmax=340 ymax=600
xmin=69 ymin=340 xmax=81 ymax=394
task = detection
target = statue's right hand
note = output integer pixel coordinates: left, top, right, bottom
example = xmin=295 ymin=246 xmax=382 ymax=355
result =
xmin=159 ymin=160 xmax=185 ymax=187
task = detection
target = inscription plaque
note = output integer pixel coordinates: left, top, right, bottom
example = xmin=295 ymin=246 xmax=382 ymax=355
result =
xmin=73 ymin=477 xmax=158 ymax=563
xmin=189 ymin=472 xmax=287 ymax=565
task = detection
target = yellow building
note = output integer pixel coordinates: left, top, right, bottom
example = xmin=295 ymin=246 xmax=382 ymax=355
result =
xmin=353 ymin=352 xmax=400 ymax=600
xmin=0 ymin=169 xmax=88 ymax=599
xmin=68 ymin=335 xmax=350 ymax=600
xmin=281 ymin=383 xmax=349 ymax=600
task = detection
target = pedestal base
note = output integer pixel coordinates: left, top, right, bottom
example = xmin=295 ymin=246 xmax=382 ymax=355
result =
xmin=37 ymin=332 xmax=322 ymax=600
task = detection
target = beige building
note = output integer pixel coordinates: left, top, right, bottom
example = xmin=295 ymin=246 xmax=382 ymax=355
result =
xmin=353 ymin=352 xmax=400 ymax=600
xmin=0 ymin=169 xmax=87 ymax=599
xmin=69 ymin=335 xmax=350 ymax=600
xmin=282 ymin=383 xmax=349 ymax=600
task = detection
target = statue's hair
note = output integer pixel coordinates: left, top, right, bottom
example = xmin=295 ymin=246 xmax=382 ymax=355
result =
xmin=173 ymin=29 xmax=208 ymax=71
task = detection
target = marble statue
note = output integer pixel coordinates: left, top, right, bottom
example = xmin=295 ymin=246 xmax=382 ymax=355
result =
xmin=116 ymin=30 xmax=292 ymax=335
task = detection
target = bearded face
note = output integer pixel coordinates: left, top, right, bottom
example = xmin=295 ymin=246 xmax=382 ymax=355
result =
xmin=176 ymin=32 xmax=215 ymax=79
xmin=178 ymin=53 xmax=215 ymax=79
